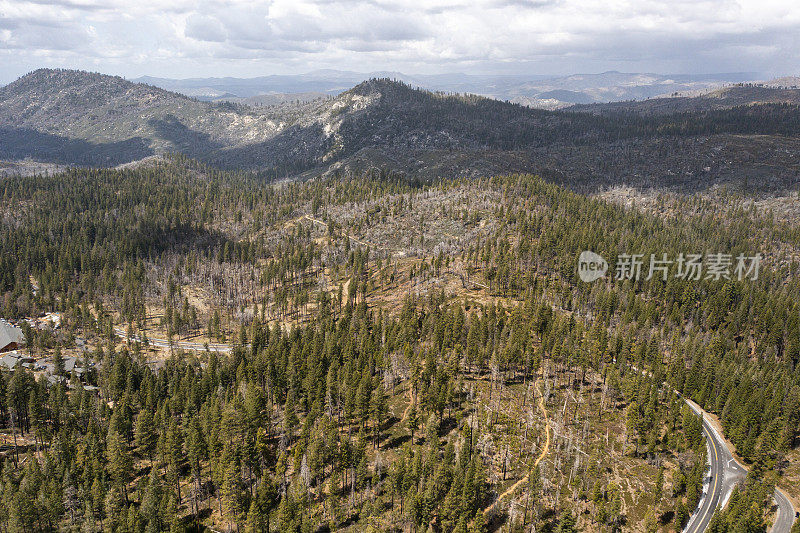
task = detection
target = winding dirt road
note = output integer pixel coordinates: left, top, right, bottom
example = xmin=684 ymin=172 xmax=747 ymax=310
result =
xmin=484 ymin=376 xmax=550 ymax=515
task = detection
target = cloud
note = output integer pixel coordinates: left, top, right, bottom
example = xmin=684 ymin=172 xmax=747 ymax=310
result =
xmin=184 ymin=14 xmax=227 ymax=42
xmin=0 ymin=0 xmax=799 ymax=82
xmin=0 ymin=1 xmax=92 ymax=51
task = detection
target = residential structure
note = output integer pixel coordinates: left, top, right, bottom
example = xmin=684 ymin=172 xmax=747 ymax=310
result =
xmin=0 ymin=320 xmax=24 ymax=352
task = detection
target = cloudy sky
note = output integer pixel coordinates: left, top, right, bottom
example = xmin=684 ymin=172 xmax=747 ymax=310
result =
xmin=1 ymin=0 xmax=798 ymax=83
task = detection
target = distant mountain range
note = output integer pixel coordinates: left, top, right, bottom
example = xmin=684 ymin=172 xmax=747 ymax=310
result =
xmin=570 ymin=84 xmax=800 ymax=115
xmin=132 ymin=70 xmax=758 ymax=109
xmin=2 ymin=68 xmax=800 ymax=192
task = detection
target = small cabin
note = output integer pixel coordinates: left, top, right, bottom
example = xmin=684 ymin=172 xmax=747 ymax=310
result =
xmin=0 ymin=320 xmax=24 ymax=353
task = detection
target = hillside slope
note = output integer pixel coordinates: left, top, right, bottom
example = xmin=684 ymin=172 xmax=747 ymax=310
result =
xmin=0 ymin=70 xmax=595 ymax=168
xmin=3 ymin=69 xmax=800 ymax=193
xmin=0 ymin=69 xmax=286 ymax=165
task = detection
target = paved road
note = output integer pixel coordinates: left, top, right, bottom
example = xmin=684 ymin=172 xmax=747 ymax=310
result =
xmin=683 ymin=399 xmax=747 ymax=533
xmin=771 ymin=487 xmax=796 ymax=533
xmin=113 ymin=327 xmax=232 ymax=353
xmin=626 ymin=364 xmax=795 ymax=533
xmin=683 ymin=399 xmax=795 ymax=533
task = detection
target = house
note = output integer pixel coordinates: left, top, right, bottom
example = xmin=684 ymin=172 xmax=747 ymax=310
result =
xmin=0 ymin=352 xmax=22 ymax=370
xmin=41 ymin=355 xmax=81 ymax=376
xmin=42 ymin=312 xmax=62 ymax=329
xmin=63 ymin=356 xmax=77 ymax=373
xmin=47 ymin=374 xmax=66 ymax=385
xmin=0 ymin=351 xmax=32 ymax=370
xmin=0 ymin=320 xmax=24 ymax=352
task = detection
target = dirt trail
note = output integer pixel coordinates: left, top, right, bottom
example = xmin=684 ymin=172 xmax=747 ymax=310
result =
xmin=305 ymin=214 xmax=382 ymax=250
xmin=483 ymin=376 xmax=550 ymax=515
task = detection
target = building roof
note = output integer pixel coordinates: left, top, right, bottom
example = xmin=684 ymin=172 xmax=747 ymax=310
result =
xmin=42 ymin=313 xmax=62 ymax=328
xmin=41 ymin=355 xmax=79 ymax=375
xmin=0 ymin=352 xmax=22 ymax=369
xmin=0 ymin=320 xmax=24 ymax=350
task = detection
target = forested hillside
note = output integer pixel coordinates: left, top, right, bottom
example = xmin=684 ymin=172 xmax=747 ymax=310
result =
xmin=2 ymin=70 xmax=800 ymax=193
xmin=0 ymin=157 xmax=798 ymax=531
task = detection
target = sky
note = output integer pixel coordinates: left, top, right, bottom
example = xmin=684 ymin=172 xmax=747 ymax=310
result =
xmin=1 ymin=0 xmax=799 ymax=84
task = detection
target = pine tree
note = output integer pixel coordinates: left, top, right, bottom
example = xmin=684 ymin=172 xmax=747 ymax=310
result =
xmin=135 ymin=408 xmax=157 ymax=459
xmin=53 ymin=345 xmax=65 ymax=378
xmin=221 ymin=445 xmax=247 ymax=529
xmin=555 ymin=510 xmax=576 ymax=533
xmin=245 ymin=496 xmax=267 ymax=533
xmin=106 ymin=428 xmax=133 ymax=504
xmin=470 ymin=509 xmax=487 ymax=533
xmin=142 ymin=465 xmax=163 ymax=531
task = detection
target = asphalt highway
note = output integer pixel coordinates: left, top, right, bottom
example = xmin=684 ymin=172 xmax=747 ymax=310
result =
xmin=683 ymin=399 xmax=795 ymax=533
xmin=683 ymin=400 xmax=746 ymax=533
xmin=771 ymin=487 xmax=796 ymax=533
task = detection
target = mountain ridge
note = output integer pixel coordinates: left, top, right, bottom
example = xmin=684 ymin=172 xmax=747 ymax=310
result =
xmin=568 ymin=84 xmax=800 ymax=115
xmin=131 ymin=70 xmax=758 ymax=107
xmin=3 ymin=69 xmax=800 ymax=193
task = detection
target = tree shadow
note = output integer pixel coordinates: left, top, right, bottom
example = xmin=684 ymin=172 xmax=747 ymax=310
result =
xmin=384 ymin=433 xmax=411 ymax=449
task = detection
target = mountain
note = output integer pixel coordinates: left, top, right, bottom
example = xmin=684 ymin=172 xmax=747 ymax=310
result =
xmin=568 ymin=84 xmax=800 ymax=115
xmin=765 ymin=76 xmax=800 ymax=88
xmin=0 ymin=69 xmax=590 ymax=170
xmin=3 ymin=68 xmax=800 ymax=192
xmin=131 ymin=71 xmax=384 ymax=99
xmin=496 ymin=71 xmax=755 ymax=108
xmin=135 ymin=70 xmax=757 ymax=109
xmin=0 ymin=69 xmax=283 ymax=166
xmin=225 ymin=92 xmax=329 ymax=106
